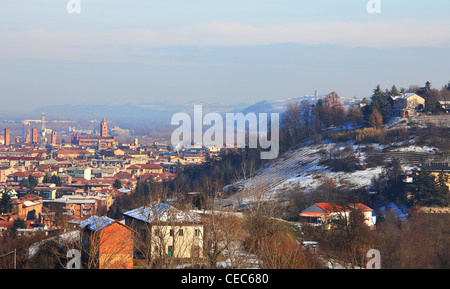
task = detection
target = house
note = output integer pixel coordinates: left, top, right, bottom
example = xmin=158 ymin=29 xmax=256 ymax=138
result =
xmin=125 ymin=163 xmax=163 ymax=177
xmin=299 ymin=202 xmax=376 ymax=229
xmin=56 ymin=149 xmax=93 ymax=159
xmin=33 ymin=186 xmax=57 ymax=200
xmin=65 ymin=166 xmax=92 ymax=180
xmin=0 ymin=216 xmax=33 ymax=236
xmin=348 ymin=203 xmax=377 ymax=227
xmin=140 ymin=164 xmax=164 ymax=174
xmin=44 ymin=195 xmax=97 ymax=220
xmin=80 ymin=216 xmax=135 ymax=269
xmin=426 ymin=162 xmax=450 ymax=191
xmin=389 ymin=93 xmax=425 ymax=118
xmin=438 ymin=101 xmax=450 ymax=112
xmin=123 ymin=202 xmax=203 ymax=259
xmin=6 ymin=171 xmax=30 ymax=182
xmin=299 ymin=202 xmax=351 ymax=229
xmin=12 ymin=194 xmax=43 ymax=221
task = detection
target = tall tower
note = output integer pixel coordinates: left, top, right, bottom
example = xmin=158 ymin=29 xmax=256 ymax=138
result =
xmin=32 ymin=127 xmax=38 ymax=144
xmin=100 ymin=117 xmax=108 ymax=137
xmin=4 ymin=129 xmax=10 ymax=146
xmin=51 ymin=130 xmax=57 ymax=145
xmin=25 ymin=128 xmax=31 ymax=143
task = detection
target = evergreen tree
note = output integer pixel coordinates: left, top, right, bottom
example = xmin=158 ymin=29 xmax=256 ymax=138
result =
xmin=12 ymin=218 xmax=28 ymax=232
xmin=0 ymin=188 xmax=13 ymax=214
xmin=113 ymin=179 xmax=123 ymax=189
xmin=385 ymin=158 xmax=403 ymax=181
xmin=368 ymin=85 xmax=390 ymax=124
xmin=437 ymin=171 xmax=449 ymax=206
xmin=416 ymin=81 xmax=432 ymax=97
xmin=409 ymin=166 xmax=448 ymax=207
xmin=43 ymin=175 xmax=50 ymax=184
xmin=379 ymin=158 xmax=406 ymax=203
xmin=445 ymin=81 xmax=450 ymax=91
xmin=391 ymin=85 xmax=400 ymax=96
xmin=28 ymin=175 xmax=38 ymax=189
xmin=21 ymin=174 xmax=38 ymax=190
xmin=50 ymin=175 xmax=62 ymax=186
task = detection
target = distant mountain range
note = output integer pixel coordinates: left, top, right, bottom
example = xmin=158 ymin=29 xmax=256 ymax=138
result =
xmin=35 ymin=96 xmax=311 ymax=122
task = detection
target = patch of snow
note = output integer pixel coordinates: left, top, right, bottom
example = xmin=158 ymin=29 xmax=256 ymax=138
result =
xmin=390 ymin=145 xmax=436 ymax=153
xmin=379 ymin=203 xmax=409 ymax=220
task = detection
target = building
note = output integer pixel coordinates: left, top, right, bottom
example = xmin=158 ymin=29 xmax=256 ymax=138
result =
xmin=7 ymin=171 xmax=30 ymax=182
xmin=44 ymin=195 xmax=97 ymax=219
xmin=70 ymin=118 xmax=117 ymax=149
xmin=25 ymin=128 xmax=31 ymax=143
xmin=51 ymin=131 xmax=57 ymax=145
xmin=33 ymin=186 xmax=57 ymax=200
xmin=299 ymin=203 xmax=351 ymax=229
xmin=100 ymin=117 xmax=108 ymax=138
xmin=125 ymin=163 xmax=163 ymax=177
xmin=349 ymin=203 xmax=377 ymax=227
xmin=123 ymin=202 xmax=203 ymax=259
xmin=80 ymin=216 xmax=135 ymax=269
xmin=426 ymin=162 xmax=450 ymax=191
xmin=389 ymin=93 xmax=425 ymax=118
xmin=4 ymin=129 xmax=10 ymax=146
xmin=56 ymin=149 xmax=93 ymax=159
xmin=438 ymin=101 xmax=450 ymax=112
xmin=32 ymin=128 xmax=38 ymax=144
xmin=66 ymin=166 xmax=92 ymax=180
xmin=299 ymin=202 xmax=376 ymax=229
xmin=12 ymin=194 xmax=43 ymax=221
xmin=71 ymin=134 xmax=118 ymax=150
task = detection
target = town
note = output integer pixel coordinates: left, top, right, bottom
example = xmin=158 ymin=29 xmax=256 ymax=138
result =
xmin=0 ymin=82 xmax=449 ymax=270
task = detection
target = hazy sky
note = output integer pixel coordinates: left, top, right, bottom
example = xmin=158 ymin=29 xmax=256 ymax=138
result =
xmin=1 ymin=0 xmax=450 ymax=115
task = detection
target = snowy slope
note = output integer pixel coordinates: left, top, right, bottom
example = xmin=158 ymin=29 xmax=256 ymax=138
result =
xmin=221 ymin=138 xmax=439 ymax=208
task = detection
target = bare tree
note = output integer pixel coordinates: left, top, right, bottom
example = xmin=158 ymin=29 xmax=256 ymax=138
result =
xmin=126 ymin=201 xmax=204 ymax=269
xmin=238 ymin=183 xmax=324 ymax=269
xmin=200 ymin=199 xmax=249 ymax=268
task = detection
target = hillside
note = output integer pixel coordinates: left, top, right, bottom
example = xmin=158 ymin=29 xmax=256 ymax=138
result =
xmin=221 ymin=115 xmax=446 ymax=208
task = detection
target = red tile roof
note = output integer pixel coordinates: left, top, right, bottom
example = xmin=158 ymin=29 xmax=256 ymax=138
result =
xmin=7 ymin=172 xmax=29 ymax=177
xmin=315 ymin=202 xmax=350 ymax=213
xmin=140 ymin=164 xmax=163 ymax=170
xmin=349 ymin=203 xmax=373 ymax=212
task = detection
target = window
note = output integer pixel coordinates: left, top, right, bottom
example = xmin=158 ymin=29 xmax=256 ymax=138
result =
xmin=195 ymin=229 xmax=200 ymax=236
xmin=170 ymin=229 xmax=174 ymax=236
xmin=178 ymin=229 xmax=184 ymax=236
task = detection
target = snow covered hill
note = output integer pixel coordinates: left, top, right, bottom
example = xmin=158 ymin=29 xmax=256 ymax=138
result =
xmin=221 ymin=137 xmax=440 ymax=209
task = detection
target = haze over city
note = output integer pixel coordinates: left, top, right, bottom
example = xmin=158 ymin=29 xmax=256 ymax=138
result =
xmin=1 ymin=0 xmax=450 ymax=116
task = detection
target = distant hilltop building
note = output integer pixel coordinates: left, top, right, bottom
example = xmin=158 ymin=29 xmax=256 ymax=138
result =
xmin=71 ymin=117 xmax=117 ymax=149
xmin=389 ymin=93 xmax=425 ymax=118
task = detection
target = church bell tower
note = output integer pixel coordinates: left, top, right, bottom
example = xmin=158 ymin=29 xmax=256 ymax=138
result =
xmin=100 ymin=117 xmax=108 ymax=137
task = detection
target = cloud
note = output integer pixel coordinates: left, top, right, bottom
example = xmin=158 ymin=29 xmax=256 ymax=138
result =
xmin=1 ymin=21 xmax=449 ymax=62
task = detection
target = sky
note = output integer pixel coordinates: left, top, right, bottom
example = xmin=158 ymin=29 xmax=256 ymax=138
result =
xmin=1 ymin=0 xmax=450 ymax=116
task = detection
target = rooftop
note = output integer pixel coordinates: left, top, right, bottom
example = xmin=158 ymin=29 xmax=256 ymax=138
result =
xmin=80 ymin=215 xmax=115 ymax=232
xmin=123 ymin=202 xmax=201 ymax=224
